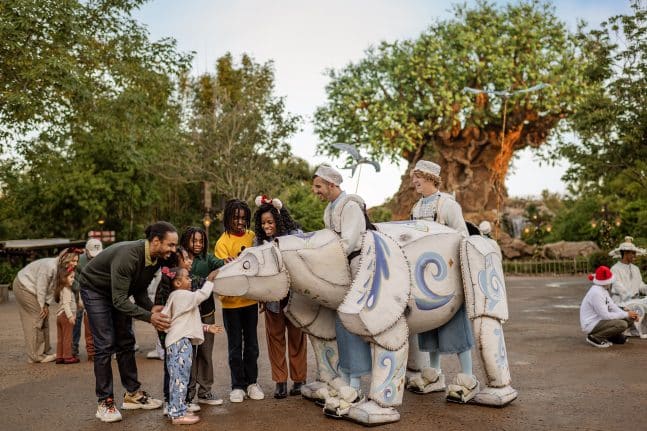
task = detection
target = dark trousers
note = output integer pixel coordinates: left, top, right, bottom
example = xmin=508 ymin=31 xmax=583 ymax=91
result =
xmin=158 ymin=331 xmax=171 ymax=402
xmin=187 ymin=313 xmax=215 ymax=400
xmin=81 ymin=288 xmax=140 ymax=401
xmin=590 ymin=318 xmax=633 ymax=341
xmin=222 ymin=304 xmax=259 ymax=390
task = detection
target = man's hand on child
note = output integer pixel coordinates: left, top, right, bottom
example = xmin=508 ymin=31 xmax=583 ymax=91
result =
xmin=151 ymin=311 xmax=171 ymax=331
xmin=69 ymin=317 xmax=76 ymax=324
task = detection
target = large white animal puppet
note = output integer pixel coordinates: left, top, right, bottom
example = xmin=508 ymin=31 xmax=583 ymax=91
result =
xmin=213 ymin=220 xmax=517 ymax=425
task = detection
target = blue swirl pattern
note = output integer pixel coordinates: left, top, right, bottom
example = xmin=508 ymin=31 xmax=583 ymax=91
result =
xmin=494 ymin=328 xmax=507 ymax=370
xmin=477 ymin=255 xmax=504 ymax=311
xmin=414 ymin=252 xmax=453 ymax=310
xmin=373 ymin=351 xmax=401 ymax=403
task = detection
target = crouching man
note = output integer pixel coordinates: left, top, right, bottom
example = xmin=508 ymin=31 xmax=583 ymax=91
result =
xmin=580 ymin=266 xmax=638 ymax=348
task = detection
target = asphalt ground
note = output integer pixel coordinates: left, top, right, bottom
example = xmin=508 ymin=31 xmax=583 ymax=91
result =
xmin=1 ymin=275 xmax=645 ymax=431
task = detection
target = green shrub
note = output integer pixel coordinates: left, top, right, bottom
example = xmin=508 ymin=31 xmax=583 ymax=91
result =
xmin=0 ymin=261 xmax=20 ymax=285
xmin=588 ymin=251 xmax=614 ymax=271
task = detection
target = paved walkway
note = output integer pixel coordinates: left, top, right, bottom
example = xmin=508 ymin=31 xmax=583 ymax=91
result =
xmin=1 ymin=276 xmax=645 ymax=430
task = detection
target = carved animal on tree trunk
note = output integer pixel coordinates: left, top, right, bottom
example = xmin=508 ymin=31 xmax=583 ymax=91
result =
xmin=213 ymin=220 xmax=517 ymax=425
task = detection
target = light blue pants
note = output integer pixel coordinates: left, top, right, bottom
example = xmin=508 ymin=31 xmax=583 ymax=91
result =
xmin=167 ymin=338 xmax=193 ymax=419
xmin=335 ymin=316 xmax=372 ymax=379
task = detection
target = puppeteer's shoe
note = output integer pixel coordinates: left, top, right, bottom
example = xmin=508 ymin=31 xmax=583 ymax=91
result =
xmin=446 ymin=373 xmax=480 ymax=404
xmin=96 ymin=397 xmax=122 ymax=423
xmin=406 ymin=367 xmax=446 ymax=394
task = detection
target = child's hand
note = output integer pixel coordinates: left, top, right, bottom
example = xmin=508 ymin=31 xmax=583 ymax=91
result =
xmin=204 ymin=324 xmax=224 ymax=335
xmin=207 ymin=270 xmax=219 ymax=282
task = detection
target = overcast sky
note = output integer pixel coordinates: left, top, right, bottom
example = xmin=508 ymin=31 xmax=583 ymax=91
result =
xmin=134 ymin=0 xmax=631 ymax=206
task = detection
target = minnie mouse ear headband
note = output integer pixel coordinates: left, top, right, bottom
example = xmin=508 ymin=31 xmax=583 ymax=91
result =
xmin=161 ymin=267 xmax=176 ymax=280
xmin=255 ymin=195 xmax=283 ymax=210
xmin=588 ymin=265 xmax=615 ymax=286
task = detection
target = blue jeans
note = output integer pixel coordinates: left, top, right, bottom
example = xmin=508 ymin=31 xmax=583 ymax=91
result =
xmin=222 ymin=304 xmax=259 ymax=390
xmin=81 ymin=287 xmax=140 ymax=401
xmin=72 ymin=308 xmax=84 ymax=355
xmin=167 ymin=338 xmax=193 ymax=418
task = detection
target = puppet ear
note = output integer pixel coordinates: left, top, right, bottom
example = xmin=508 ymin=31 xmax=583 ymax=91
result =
xmin=272 ymin=198 xmax=283 ymax=210
xmin=255 ymin=195 xmax=264 ymax=207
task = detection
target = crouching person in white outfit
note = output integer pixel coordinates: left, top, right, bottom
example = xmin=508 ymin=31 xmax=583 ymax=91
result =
xmin=580 ymin=266 xmax=638 ymax=348
xmin=162 ymin=267 xmax=223 ymax=425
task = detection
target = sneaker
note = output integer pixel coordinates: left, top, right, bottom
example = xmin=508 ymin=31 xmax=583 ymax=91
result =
xmin=198 ymin=392 xmax=224 ymax=405
xmin=229 ymin=389 xmax=246 ymax=403
xmin=146 ymin=350 xmax=162 ymax=360
xmin=187 ymin=402 xmax=201 ymax=412
xmin=171 ymin=414 xmax=200 ymax=425
xmin=96 ymin=398 xmax=123 ymax=423
xmin=586 ymin=335 xmax=611 ymax=348
xmin=247 ymin=383 xmax=265 ymax=400
xmin=122 ymin=390 xmax=163 ymax=410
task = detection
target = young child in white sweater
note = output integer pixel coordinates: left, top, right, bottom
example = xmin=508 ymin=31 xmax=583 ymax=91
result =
xmin=55 ymin=268 xmax=80 ymax=364
xmin=162 ymin=267 xmax=223 ymax=425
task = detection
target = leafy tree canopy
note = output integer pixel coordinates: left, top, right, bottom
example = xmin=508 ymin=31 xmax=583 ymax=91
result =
xmin=314 ymin=0 xmax=603 ymax=216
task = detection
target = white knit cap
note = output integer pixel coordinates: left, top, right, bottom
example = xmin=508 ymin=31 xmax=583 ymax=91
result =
xmin=479 ymin=221 xmax=492 ymax=235
xmin=414 ymin=160 xmax=441 ymax=178
xmin=314 ymin=165 xmax=343 ymax=186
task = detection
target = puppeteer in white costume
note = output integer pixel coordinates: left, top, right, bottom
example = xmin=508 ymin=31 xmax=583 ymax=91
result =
xmin=609 ymin=236 xmax=647 ymax=338
xmin=209 ymin=164 xmax=518 ymax=425
xmin=406 ymin=160 xmax=479 ymax=403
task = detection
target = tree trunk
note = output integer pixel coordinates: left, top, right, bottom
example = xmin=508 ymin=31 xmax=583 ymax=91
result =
xmin=389 ymin=125 xmax=524 ymax=222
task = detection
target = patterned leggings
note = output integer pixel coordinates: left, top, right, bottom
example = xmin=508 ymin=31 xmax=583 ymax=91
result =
xmin=167 ymin=338 xmax=193 ymax=418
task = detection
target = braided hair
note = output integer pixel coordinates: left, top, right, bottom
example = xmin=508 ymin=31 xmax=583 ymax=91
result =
xmin=180 ymin=227 xmax=209 ymax=258
xmin=253 ymin=203 xmax=301 ymax=243
xmin=223 ymin=199 xmax=251 ymax=235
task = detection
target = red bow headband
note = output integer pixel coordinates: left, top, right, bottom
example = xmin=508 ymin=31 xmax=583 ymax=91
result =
xmin=161 ymin=267 xmax=176 ymax=279
xmin=254 ymin=195 xmax=283 ymax=210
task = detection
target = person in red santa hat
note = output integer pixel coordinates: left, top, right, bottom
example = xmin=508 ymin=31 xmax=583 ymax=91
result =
xmin=580 ymin=266 xmax=639 ymax=348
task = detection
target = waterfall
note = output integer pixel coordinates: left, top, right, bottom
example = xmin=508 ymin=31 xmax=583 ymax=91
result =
xmin=511 ymin=215 xmax=526 ymax=239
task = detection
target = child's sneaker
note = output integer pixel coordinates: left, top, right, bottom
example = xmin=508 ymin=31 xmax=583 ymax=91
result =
xmin=187 ymin=402 xmax=201 ymax=412
xmin=247 ymin=383 xmax=265 ymax=400
xmin=229 ymin=389 xmax=246 ymax=403
xmin=96 ymin=397 xmax=122 ymax=423
xmin=171 ymin=414 xmax=200 ymax=425
xmin=122 ymin=390 xmax=163 ymax=410
xmin=198 ymin=392 xmax=224 ymax=405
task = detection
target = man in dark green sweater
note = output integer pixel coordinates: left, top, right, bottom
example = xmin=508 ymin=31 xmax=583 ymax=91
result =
xmin=79 ymin=221 xmax=177 ymax=423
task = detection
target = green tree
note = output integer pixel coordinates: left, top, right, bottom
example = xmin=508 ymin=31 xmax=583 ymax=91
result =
xmin=314 ymin=0 xmax=602 ymax=219
xmin=0 ymin=0 xmax=192 ymax=239
xmin=556 ymin=1 xmax=647 ymax=242
xmin=167 ymin=54 xmax=303 ymax=204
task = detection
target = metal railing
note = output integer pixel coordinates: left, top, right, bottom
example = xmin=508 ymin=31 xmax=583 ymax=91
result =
xmin=503 ymin=259 xmax=591 ymax=275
